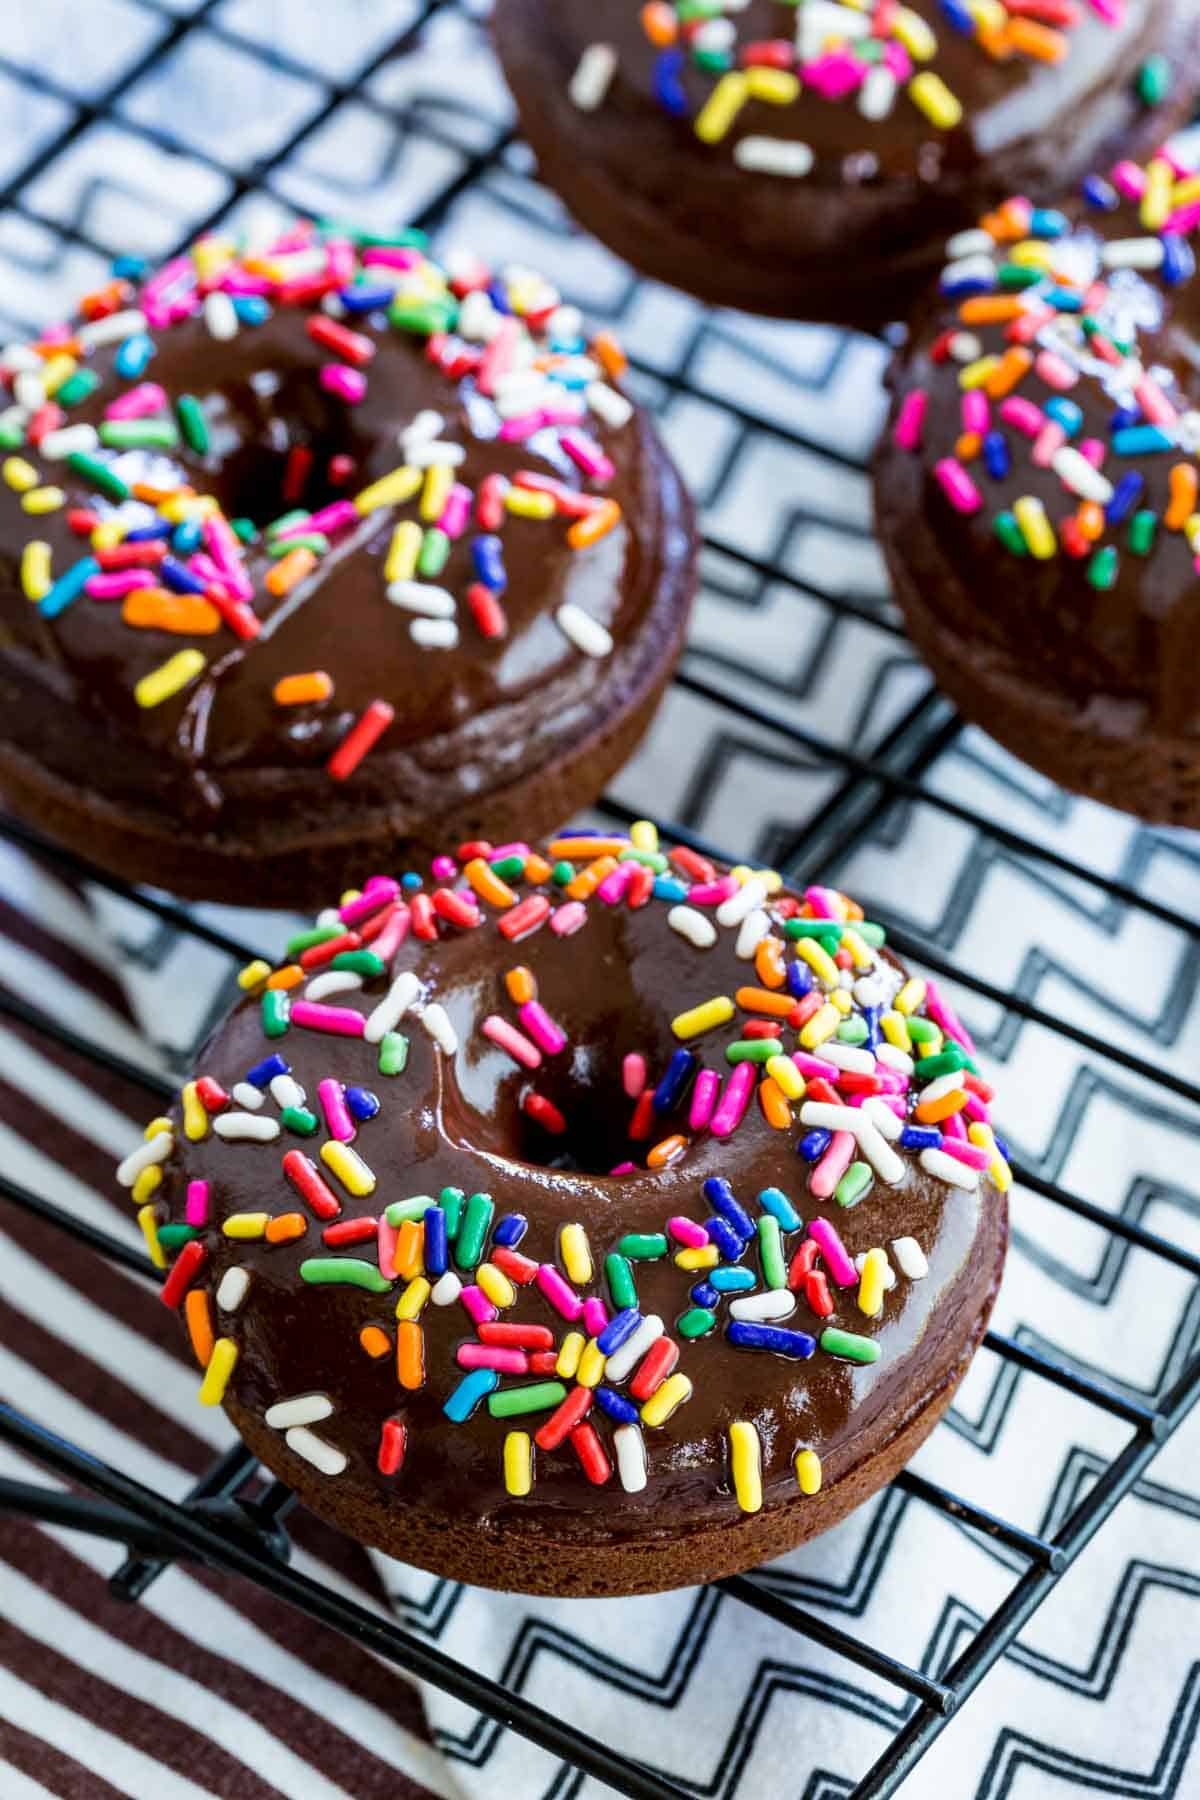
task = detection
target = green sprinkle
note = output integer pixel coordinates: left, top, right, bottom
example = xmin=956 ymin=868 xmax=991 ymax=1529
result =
xmin=1136 ymin=52 xmax=1170 ymax=106
xmin=997 ymin=263 xmax=1042 ymax=292
xmin=286 ymin=924 xmax=343 ymax=956
xmin=1086 ymin=545 xmax=1118 ymax=591
xmin=267 ymin=509 xmax=310 ymax=538
xmin=388 ymin=299 xmax=457 ymax=336
xmin=606 ymin=1252 xmax=638 ymax=1310
xmin=379 ymin=1031 xmax=409 ymax=1075
xmin=157 ymin=1223 xmax=199 ymax=1248
xmin=617 ymin=1232 xmax=668 ymax=1260
xmin=330 ymin=949 xmax=385 ymax=978
xmin=385 ymin=1195 xmax=436 ymax=1227
xmin=0 ymin=419 xmax=25 ymax=449
xmin=551 ymin=859 xmax=574 ymax=886
xmin=857 ymin=921 xmax=886 ymax=946
xmin=758 ymin=1215 xmax=787 ymax=1289
xmin=994 ymin=511 xmax=1027 ymax=557
xmin=417 ymin=527 xmax=451 ymax=577
xmin=54 ymin=369 xmax=100 ymax=407
xmin=261 ymin=990 xmax=290 ymax=1038
xmin=280 ymin=1106 xmax=319 ymax=1136
xmin=915 ymin=1047 xmax=968 ymax=1081
xmin=784 ymin=919 xmax=842 ymax=945
xmin=835 ymin=1162 xmax=873 ymax=1209
xmin=67 ymin=451 xmax=129 ymax=501
xmin=269 ymin=532 xmax=328 ymax=558
xmin=99 ymin=418 xmax=179 ymax=451
xmin=820 ymin=1327 xmax=881 ymax=1364
xmin=692 ymin=46 xmax=733 ymax=71
xmin=724 ymin=1040 xmax=776 ymax=1064
xmin=488 ymin=1381 xmax=567 ymax=1418
xmin=489 ymin=854 xmax=526 ymax=882
xmin=440 ymin=1185 xmax=465 ymax=1241
xmin=837 ymin=1016 xmax=869 ymax=1045
xmin=300 ymin=1257 xmax=391 ymax=1292
xmin=1128 ymin=509 xmax=1157 ymax=556
xmin=456 ymin=1191 xmax=494 ymax=1268
xmin=176 ymin=393 xmax=209 ymax=454
xmin=618 ymin=847 xmax=668 ymax=871
xmin=677 ymin=1306 xmax=718 ymax=1338
xmin=231 ymin=517 xmax=257 ymax=544
xmin=906 ymin=1017 xmax=940 ymax=1045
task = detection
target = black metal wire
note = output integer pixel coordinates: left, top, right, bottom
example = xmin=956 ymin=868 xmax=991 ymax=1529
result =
xmin=0 ymin=7 xmax=1197 ymax=1800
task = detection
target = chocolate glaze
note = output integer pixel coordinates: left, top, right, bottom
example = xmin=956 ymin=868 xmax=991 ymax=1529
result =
xmin=148 ymin=855 xmax=1005 ymax=1556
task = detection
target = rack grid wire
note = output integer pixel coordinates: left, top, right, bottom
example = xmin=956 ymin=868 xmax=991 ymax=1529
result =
xmin=0 ymin=3 xmax=1197 ymax=1796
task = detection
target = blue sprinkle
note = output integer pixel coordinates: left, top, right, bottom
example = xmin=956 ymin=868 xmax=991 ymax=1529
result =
xmin=995 ymin=1134 xmax=1011 ymax=1161
xmin=595 ymin=1385 xmax=639 ymax=1424
xmin=703 ymin=1176 xmax=755 ymax=1242
xmin=114 ymin=333 xmax=155 ymax=378
xmin=1105 ymin=471 xmax=1143 ymax=525
xmin=124 ymin=521 xmax=172 ymax=543
xmin=797 ymin=1128 xmax=832 ymax=1162
xmin=111 ymin=254 xmax=147 ymax=281
xmin=160 ymin=554 xmax=207 ymax=595
xmin=1082 ymin=175 xmax=1119 ymax=211
xmin=861 ymin=1006 xmax=882 ymax=1052
xmin=653 ymin=1048 xmax=696 ymax=1115
xmin=597 ymin=1307 xmax=641 ymax=1355
xmin=983 ymin=431 xmax=1010 ymax=481
xmin=172 ymin=522 xmax=203 ymax=554
xmin=757 ymin=1186 xmax=802 ymax=1232
xmin=1113 ymin=425 xmax=1172 ymax=455
xmin=486 ymin=279 xmax=512 ymax=316
xmin=345 ymin=1086 xmax=380 ymax=1122
xmin=690 ymin=1281 xmax=719 ymax=1308
xmin=786 ymin=960 xmax=813 ymax=1000
xmin=727 ymin=1322 xmax=817 ymax=1358
xmin=1044 ymin=398 xmax=1082 ymax=438
xmin=705 ymin=1216 xmax=744 ymax=1262
xmin=401 ymin=872 xmax=423 ymax=891
xmin=232 ymin=296 xmax=271 ymax=326
xmin=39 ymin=557 xmax=98 ymax=621
xmin=900 ymin=1124 xmax=942 ymax=1150
xmin=1110 ymin=405 xmax=1140 ymax=433
xmin=653 ymin=876 xmax=689 ymax=903
xmin=1161 ymin=233 xmax=1195 ymax=288
xmin=338 ymin=284 xmax=395 ymax=313
xmin=1030 ymin=208 xmax=1069 ymax=239
xmin=443 ymin=1369 xmax=498 ymax=1422
xmin=710 ymin=1266 xmax=757 ymax=1293
xmin=653 ymin=48 xmax=688 ymax=116
xmin=493 ymin=1212 xmax=528 ymax=1248
xmin=938 ymin=0 xmax=975 ymax=29
xmin=471 ymin=534 xmax=507 ymax=592
xmin=1047 ymin=286 xmax=1083 ymax=313
xmin=246 ymin=1052 xmax=289 ymax=1089
xmin=423 ymin=1204 xmax=448 ymax=1277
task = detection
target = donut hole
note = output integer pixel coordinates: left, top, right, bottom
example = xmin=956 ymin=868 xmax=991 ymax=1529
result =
xmin=516 ymin=1047 xmax=644 ymax=1175
xmin=204 ymin=364 xmax=371 ymax=527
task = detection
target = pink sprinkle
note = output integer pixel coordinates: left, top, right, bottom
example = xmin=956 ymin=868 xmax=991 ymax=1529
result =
xmin=460 ymin=1284 xmax=498 ymax=1326
xmin=1032 ymin=421 xmax=1066 ymax=468
xmin=999 ymin=396 xmax=1044 ymax=438
xmin=319 ymin=363 xmax=367 ymax=404
xmin=1078 ymin=438 xmax=1106 ymax=467
xmin=935 ymin=457 xmax=983 ymax=516
xmin=597 ymin=862 xmax=634 ymax=905
xmin=220 ymin=270 xmax=271 ymax=297
xmin=438 ymin=483 xmax=473 ymax=541
xmin=477 ymin=318 xmax=519 ymax=397
xmin=582 ymin=1297 xmax=609 ymax=1337
xmin=668 ymin=1215 xmax=709 ymax=1249
xmin=318 ymin=1078 xmax=355 ymax=1142
xmin=960 ymin=391 xmax=989 ymax=437
xmin=431 ymin=854 xmax=457 ymax=880
xmin=457 ymin=1344 xmax=528 ymax=1374
xmin=536 ymin=1263 xmax=584 ymax=1321
xmin=924 ymin=979 xmax=977 ymax=1055
xmin=1034 ymin=350 xmax=1077 ymax=392
xmin=1110 ymin=157 xmax=1145 ymax=200
xmin=688 ymin=877 xmax=739 ymax=907
xmin=482 ymin=1015 xmax=542 ymax=1069
xmin=710 ymin=1061 xmax=755 ymax=1139
xmin=872 ymin=1065 xmax=910 ymax=1095
xmin=325 ymin=239 xmax=356 ymax=285
xmin=519 ymin=1000 xmax=566 ymax=1055
xmin=377 ymin=1218 xmax=399 ymax=1282
xmin=688 ymin=1068 xmax=720 ymax=1131
xmin=560 ymin=428 xmax=615 ymax=482
xmin=491 ymin=841 xmax=530 ymax=861
xmin=941 ymin=1111 xmax=969 ymax=1143
xmin=202 ymin=515 xmax=252 ymax=599
xmin=862 ymin=1093 xmax=905 ymax=1118
xmin=1165 ymin=199 xmax=1200 ymax=234
xmin=277 ymin=500 xmax=359 ymax=540
xmin=185 ymin=1180 xmax=209 ymax=1227
xmin=810 ymin=1129 xmax=855 ymax=1199
xmin=804 ymin=885 xmax=841 ymax=920
xmin=893 ymin=388 xmax=927 ymax=452
xmin=105 ymin=382 xmax=168 ymax=422
xmin=340 ymin=879 xmax=400 ymax=925
xmin=550 ymin=902 xmax=587 ymax=937
xmin=371 ymin=905 xmax=411 ymax=964
xmin=962 ymin=1092 xmax=991 ymax=1125
xmin=1135 ymin=375 xmax=1177 ymax=428
xmin=802 ymin=48 xmax=863 ymax=100
xmin=142 ymin=254 xmax=192 ymax=306
xmin=1090 ymin=0 xmax=1125 ymax=29
xmin=86 ymin=570 xmax=156 ymax=599
xmin=289 ymin=1001 xmax=365 ymax=1038
xmin=361 ymin=246 xmax=423 ymax=270
xmin=939 ymin=1138 xmax=991 ymax=1170
xmin=792 ymin=1051 xmax=839 ymax=1081
xmin=609 ymin=1160 xmax=636 ymax=1175
xmin=808 ymin=1217 xmax=857 ymax=1288
xmin=498 ymin=411 xmax=546 ymax=442
xmin=882 ymin=40 xmax=912 ymax=79
xmin=623 ymin=1053 xmax=647 ymax=1099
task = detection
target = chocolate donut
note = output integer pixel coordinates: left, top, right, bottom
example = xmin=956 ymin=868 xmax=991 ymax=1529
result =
xmin=493 ymin=0 xmax=1200 ymax=327
xmin=119 ymin=825 xmax=1008 ymax=1597
xmin=0 ymin=226 xmax=695 ymax=907
xmin=874 ymin=149 xmax=1200 ymax=824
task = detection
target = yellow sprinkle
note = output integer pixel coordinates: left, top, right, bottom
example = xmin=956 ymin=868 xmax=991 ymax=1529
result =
xmin=840 ymin=927 xmax=873 ymax=972
xmin=1172 ymin=173 xmax=1200 ymax=209
xmin=556 ymin=1331 xmax=585 ymax=1378
xmin=131 ymin=1165 xmax=161 ymax=1206
xmin=504 ymin=485 xmax=555 ymax=520
xmin=909 ymin=70 xmax=961 ymax=128
xmin=830 ymin=988 xmax=852 ymax=1016
xmin=744 ymin=68 xmax=800 ymax=104
xmin=674 ymin=1244 xmax=719 ymax=1271
xmin=577 ymin=1339 xmax=607 ymax=1389
xmin=766 ymin=1055 xmax=805 ymax=1101
xmin=237 ymin=958 xmax=272 ymax=991
xmin=476 ymin=1261 xmax=515 ymax=1308
xmin=1185 ymin=512 xmax=1200 ymax=553
xmin=957 ymin=355 xmax=1001 ymax=391
xmin=354 ymin=465 xmax=422 ymax=514
xmin=20 ymin=540 xmax=51 ymax=602
xmin=134 ymin=649 xmax=206 ymax=710
xmin=1013 ymin=495 xmax=1056 ymax=560
xmin=40 ymin=353 xmax=77 ymax=395
xmin=881 ymin=1010 xmax=912 ymax=1053
xmin=181 ymin=1080 xmax=208 ymax=1142
xmin=893 ymin=6 xmax=937 ymax=57
xmin=384 ymin=518 xmax=423 ymax=583
xmin=858 ymin=1247 xmax=889 ymax=1317
xmin=894 ymin=979 xmax=927 ymax=1017
xmin=223 ymin=1212 xmax=269 ymax=1240
xmin=503 ymin=1430 xmax=533 ymax=1497
xmin=1007 ymin=240 xmax=1055 ymax=270
xmin=90 ymin=521 xmax=125 ymax=552
xmin=728 ymin=1420 xmax=763 ymax=1514
xmin=559 ymin=1222 xmax=593 ymax=1286
xmin=800 ymin=1002 xmax=840 ymax=1049
xmin=3 ymin=457 xmax=38 ymax=492
xmin=144 ymin=1116 xmax=173 ymax=1139
xmin=420 ymin=462 xmax=454 ymax=523
xmin=137 ymin=1202 xmax=166 ymax=1269
xmin=630 ymin=818 xmax=659 ymax=852
xmin=22 ymin=485 xmax=64 ymax=515
xmin=794 ymin=1448 xmax=822 ymax=1496
xmin=694 ymin=72 xmax=748 ymax=144
xmin=395 ymin=1276 xmax=431 ymax=1320
xmin=752 ymin=867 xmax=783 ymax=894
xmin=966 ymin=0 xmax=1006 ymax=29
xmin=641 ymin=1372 xmax=693 ymax=1427
xmin=199 ymin=1336 xmax=238 ymax=1406
xmin=1141 ymin=156 xmax=1174 ymax=231
xmin=159 ymin=493 xmax=219 ymax=523
xmin=793 ymin=937 xmax=839 ymax=988
xmin=968 ymin=1121 xmax=1013 ymax=1192
xmin=320 ymin=1140 xmax=376 ymax=1197
xmin=672 ymin=996 xmax=735 ymax=1040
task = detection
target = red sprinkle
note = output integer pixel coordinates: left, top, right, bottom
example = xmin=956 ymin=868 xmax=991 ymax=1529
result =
xmin=478 ymin=1321 xmax=555 ymax=1350
xmin=378 ymin=1418 xmax=407 ymax=1476
xmin=300 ymin=929 xmax=362 ymax=970
xmin=322 ymin=1216 xmax=379 ymax=1246
xmin=669 ymin=846 xmax=717 ymax=883
xmin=467 ymin=581 xmax=507 ymax=639
xmin=497 ymin=894 xmax=551 ymax=941
xmin=159 ymin=1239 xmax=207 ymax=1309
xmin=327 ymin=699 xmax=394 ymax=781
xmin=804 ymin=1270 xmax=835 ymax=1318
xmin=306 ymin=314 xmax=376 ymax=367
xmin=432 ymin=887 xmax=482 ymax=930
xmin=410 ymin=892 xmax=438 ymax=940
xmin=788 ymin=1240 xmax=820 ymax=1289
xmin=805 ymin=1077 xmax=841 ymax=1106
xmin=491 ymin=1244 xmax=539 ymax=1284
xmin=524 ymin=1092 xmax=567 ymax=1134
xmin=194 ymin=1076 xmax=229 ymax=1113
xmin=628 ymin=1091 xmax=656 ymax=1140
xmin=570 ymin=1420 xmax=612 ymax=1485
xmin=282 ymin=445 xmax=313 ymax=504
xmin=535 ymin=1382 xmax=592 ymax=1450
xmin=282 ymin=1149 xmax=341 ymax=1221
xmin=629 ymin=1336 xmax=679 ymax=1401
xmin=529 ymin=1350 xmax=560 ymax=1375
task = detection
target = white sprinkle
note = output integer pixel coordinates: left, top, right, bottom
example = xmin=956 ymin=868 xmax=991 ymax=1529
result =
xmin=458 ymin=290 xmax=501 ymax=342
xmin=1176 ymin=409 xmax=1200 ymax=454
xmin=284 ymin=1426 xmax=347 ymax=1476
xmin=548 ymin=303 xmax=584 ymax=342
xmin=212 ymin=1112 xmax=280 ymax=1143
xmin=0 ymin=406 xmax=28 ymax=441
xmin=365 ymin=970 xmax=422 ymax=1044
xmin=76 ymin=308 xmax=147 ymax=350
xmin=853 ymin=1112 xmax=906 ymax=1185
xmin=733 ymin=136 xmax=814 ymax=178
xmin=231 ymin=1081 xmax=265 ymax=1111
xmin=269 ymin=1074 xmax=307 ymax=1110
xmin=729 ymin=1289 xmax=796 ymax=1323
xmin=405 ymin=439 xmax=467 ymax=467
xmin=858 ymin=63 xmax=897 ymax=121
xmin=948 ymin=332 xmax=982 ymax=363
xmin=603 ymin=1313 xmax=664 ymax=1383
xmin=941 ymin=253 xmax=996 ymax=293
xmin=0 ymin=343 xmax=43 ymax=373
xmin=876 ymin=1043 xmax=914 ymax=1075
xmin=587 ymin=381 xmax=634 ymax=429
xmin=216 ymin=1265 xmax=250 ymax=1311
xmin=204 ymin=291 xmax=239 ymax=340
xmin=401 ymin=409 xmax=444 ymax=448
xmin=735 ymin=908 xmax=771 ymax=959
xmin=892 ymin=1236 xmax=929 ymax=1279
xmin=556 ymin=603 xmax=613 ymax=658
xmin=613 ymin=1423 xmax=648 ymax=1494
xmin=1052 ymin=446 xmax=1113 ymax=505
xmin=945 ymin=227 xmax=995 ymax=261
xmin=316 ymin=907 xmax=341 ymax=929
xmin=799 ymin=1100 xmax=862 ymax=1134
xmin=116 ymin=1131 xmax=173 ymax=1187
xmin=421 ymin=1002 xmax=458 ymax=1056
xmin=39 ymin=424 xmax=99 ymax=460
xmin=388 ymin=580 xmax=456 ymax=617
xmin=411 ymin=616 xmax=460 ymax=649
xmin=919 ymin=1070 xmax=967 ymax=1105
xmin=265 ymin=1393 xmax=333 ymax=1430
xmin=716 ymin=877 xmax=767 ymax=929
xmin=822 ymin=1042 xmax=876 ymax=1074
xmin=13 ymin=371 xmax=45 ymax=411
xmin=431 ymin=1270 xmax=463 ymax=1306
xmin=854 ymin=1250 xmax=896 ymax=1291
xmin=920 ymin=1148 xmax=980 ymax=1191
xmin=667 ymin=905 xmax=717 ymax=949
xmin=1101 ymin=237 xmax=1164 ymax=270
xmin=570 ymin=42 xmax=617 ymax=111
xmin=862 ymin=1096 xmax=903 ymax=1141
xmin=305 ymin=970 xmax=363 ymax=1002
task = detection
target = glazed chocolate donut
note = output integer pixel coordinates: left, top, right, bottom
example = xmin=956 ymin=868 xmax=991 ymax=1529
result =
xmin=493 ymin=0 xmax=1200 ymax=327
xmin=874 ymin=149 xmax=1200 ymax=824
xmin=0 ymin=226 xmax=695 ymax=907
xmin=119 ymin=824 xmax=1008 ymax=1597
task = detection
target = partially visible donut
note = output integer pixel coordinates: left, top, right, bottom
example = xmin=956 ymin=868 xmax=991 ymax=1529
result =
xmin=0 ymin=225 xmax=695 ymax=906
xmin=120 ymin=825 xmax=1008 ymax=1597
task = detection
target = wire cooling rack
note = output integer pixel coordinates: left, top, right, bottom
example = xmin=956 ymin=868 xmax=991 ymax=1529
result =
xmin=0 ymin=3 xmax=1198 ymax=1796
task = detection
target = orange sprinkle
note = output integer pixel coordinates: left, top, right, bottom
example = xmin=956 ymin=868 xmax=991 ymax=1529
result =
xmin=274 ymin=670 xmax=333 ymax=706
xmin=265 ymin=546 xmax=318 ymax=597
xmin=506 ymin=965 xmax=537 ymax=1004
xmin=566 ymin=855 xmax=618 ymax=901
xmin=759 ymin=1076 xmax=792 ymax=1131
xmin=549 ymin=836 xmax=630 ymax=858
xmin=844 ymin=897 xmax=864 ymax=922
xmin=395 ymin=1220 xmax=424 ymax=1282
xmin=958 ymin=295 xmax=1024 ymax=326
xmin=647 ymin=1133 xmax=687 ymax=1169
xmin=266 ymin=963 xmax=304 ymax=990
xmin=133 ymin=480 xmax=191 ymax=504
xmin=184 ymin=1288 xmax=214 ymax=1368
xmin=265 ymin=1211 xmax=307 ymax=1244
xmin=567 ymin=499 xmax=622 ymax=550
xmin=955 ymin=431 xmax=982 ymax=462
xmin=640 ymin=2 xmax=677 ymax=47
xmin=916 ymin=1089 xmax=969 ymax=1125
xmin=736 ymin=985 xmax=796 ymax=1018
xmin=754 ymin=936 xmax=787 ymax=990
xmin=984 ymin=347 xmax=1033 ymax=399
xmin=976 ymin=23 xmax=1013 ymax=59
xmin=122 ymin=588 xmax=221 ymax=635
xmin=1005 ymin=17 xmax=1066 ymax=59
xmin=592 ymin=328 xmax=628 ymax=380
xmin=1166 ymin=462 xmax=1197 ymax=530
xmin=464 ymin=856 xmax=516 ymax=908
xmin=523 ymin=852 xmax=553 ymax=884
xmin=397 ymin=1320 xmax=425 ymax=1390
xmin=1077 ymin=501 xmax=1105 ymax=542
xmin=360 ymin=1324 xmax=391 ymax=1359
